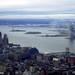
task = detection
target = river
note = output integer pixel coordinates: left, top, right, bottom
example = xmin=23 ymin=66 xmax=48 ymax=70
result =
xmin=0 ymin=25 xmax=75 ymax=53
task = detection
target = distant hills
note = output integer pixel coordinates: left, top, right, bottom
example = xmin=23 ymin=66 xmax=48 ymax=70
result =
xmin=0 ymin=19 xmax=75 ymax=28
xmin=0 ymin=19 xmax=50 ymax=25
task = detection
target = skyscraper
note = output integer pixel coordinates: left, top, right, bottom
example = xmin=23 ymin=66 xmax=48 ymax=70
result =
xmin=0 ymin=32 xmax=2 ymax=46
xmin=2 ymin=34 xmax=9 ymax=45
xmin=69 ymin=23 xmax=75 ymax=40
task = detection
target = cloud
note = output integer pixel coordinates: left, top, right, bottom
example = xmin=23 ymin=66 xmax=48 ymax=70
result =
xmin=0 ymin=0 xmax=75 ymax=11
xmin=0 ymin=0 xmax=75 ymax=19
xmin=0 ymin=14 xmax=75 ymax=19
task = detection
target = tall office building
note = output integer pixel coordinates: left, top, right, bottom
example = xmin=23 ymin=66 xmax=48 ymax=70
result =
xmin=2 ymin=34 xmax=9 ymax=45
xmin=0 ymin=32 xmax=2 ymax=46
xmin=69 ymin=23 xmax=75 ymax=40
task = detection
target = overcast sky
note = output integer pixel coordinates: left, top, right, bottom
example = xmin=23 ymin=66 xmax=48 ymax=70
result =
xmin=0 ymin=0 xmax=75 ymax=19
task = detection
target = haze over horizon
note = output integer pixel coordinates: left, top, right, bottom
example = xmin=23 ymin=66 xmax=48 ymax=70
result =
xmin=0 ymin=0 xmax=75 ymax=19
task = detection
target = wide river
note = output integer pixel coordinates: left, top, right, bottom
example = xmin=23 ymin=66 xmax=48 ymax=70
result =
xmin=0 ymin=25 xmax=75 ymax=53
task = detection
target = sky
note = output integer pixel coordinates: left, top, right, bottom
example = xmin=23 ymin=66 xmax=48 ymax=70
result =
xmin=0 ymin=0 xmax=75 ymax=19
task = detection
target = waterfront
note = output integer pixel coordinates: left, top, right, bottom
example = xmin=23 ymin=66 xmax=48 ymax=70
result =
xmin=0 ymin=25 xmax=75 ymax=53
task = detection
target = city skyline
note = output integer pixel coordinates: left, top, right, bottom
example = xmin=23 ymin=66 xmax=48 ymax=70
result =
xmin=0 ymin=0 xmax=75 ymax=19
